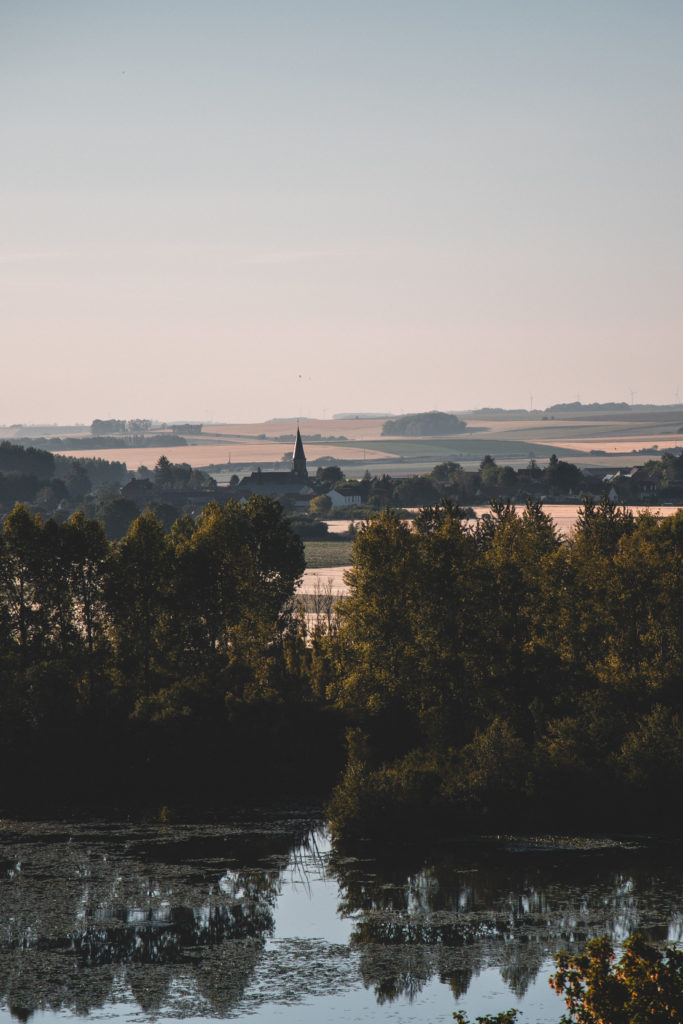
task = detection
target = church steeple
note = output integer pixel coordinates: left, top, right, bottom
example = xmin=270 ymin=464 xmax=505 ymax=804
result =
xmin=291 ymin=426 xmax=308 ymax=480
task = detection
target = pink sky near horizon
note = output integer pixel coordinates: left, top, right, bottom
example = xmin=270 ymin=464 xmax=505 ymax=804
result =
xmin=2 ymin=2 xmax=682 ymax=424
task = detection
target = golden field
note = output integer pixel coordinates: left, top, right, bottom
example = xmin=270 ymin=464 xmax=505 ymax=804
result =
xmin=76 ymin=441 xmax=394 ymax=472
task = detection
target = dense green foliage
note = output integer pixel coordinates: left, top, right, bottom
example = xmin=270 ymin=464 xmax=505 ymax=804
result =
xmin=0 ymin=440 xmax=55 ymax=478
xmin=0 ymin=442 xmax=128 ymax=518
xmin=151 ymin=454 xmax=215 ymax=490
xmin=326 ymin=499 xmax=683 ymax=839
xmin=0 ymin=498 xmax=343 ymax=812
xmin=551 ymin=934 xmax=683 ymax=1023
xmin=1 ymin=491 xmax=683 ymax=835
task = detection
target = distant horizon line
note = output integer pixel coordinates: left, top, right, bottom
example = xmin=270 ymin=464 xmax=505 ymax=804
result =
xmin=3 ymin=400 xmax=683 ymax=433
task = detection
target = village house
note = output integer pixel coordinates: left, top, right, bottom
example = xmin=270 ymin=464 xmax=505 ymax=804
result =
xmin=603 ymin=467 xmax=660 ymax=503
xmin=328 ymin=485 xmax=363 ymax=508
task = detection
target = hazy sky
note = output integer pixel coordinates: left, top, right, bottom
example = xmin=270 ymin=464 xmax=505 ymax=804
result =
xmin=3 ymin=1 xmax=682 ymax=424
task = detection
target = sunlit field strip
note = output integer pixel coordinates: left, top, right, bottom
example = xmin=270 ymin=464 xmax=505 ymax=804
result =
xmin=60 ymin=442 xmax=396 ymax=470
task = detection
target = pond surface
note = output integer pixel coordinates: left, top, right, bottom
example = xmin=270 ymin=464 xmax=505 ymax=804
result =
xmin=0 ymin=817 xmax=681 ymax=1023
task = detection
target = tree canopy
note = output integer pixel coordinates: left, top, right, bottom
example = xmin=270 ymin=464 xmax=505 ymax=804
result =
xmin=381 ymin=411 xmax=466 ymax=436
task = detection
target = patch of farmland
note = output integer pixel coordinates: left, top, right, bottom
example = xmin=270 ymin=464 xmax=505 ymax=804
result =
xmin=207 ymin=417 xmax=390 ymax=440
xmin=45 ymin=443 xmax=274 ymax=470
xmin=55 ymin=441 xmax=396 ymax=471
xmin=43 ymin=444 xmax=233 ymax=470
xmin=495 ymin=423 xmax=683 ymax=443
xmin=304 ymin=540 xmax=354 ymax=568
xmin=342 ymin=437 xmax=584 ymax=460
xmin=531 ymin=437 xmax=682 ymax=454
xmin=298 ymin=566 xmax=349 ymax=596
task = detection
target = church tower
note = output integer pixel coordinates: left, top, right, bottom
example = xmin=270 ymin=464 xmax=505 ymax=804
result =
xmin=291 ymin=426 xmax=308 ymax=480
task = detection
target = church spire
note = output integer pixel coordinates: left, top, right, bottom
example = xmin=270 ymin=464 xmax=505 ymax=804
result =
xmin=291 ymin=425 xmax=308 ymax=480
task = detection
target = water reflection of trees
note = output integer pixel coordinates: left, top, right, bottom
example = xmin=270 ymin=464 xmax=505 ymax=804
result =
xmin=333 ymin=839 xmax=683 ymax=1005
xmin=2 ymin=827 xmax=683 ymax=1020
xmin=0 ymin=820 xmax=314 ymax=1021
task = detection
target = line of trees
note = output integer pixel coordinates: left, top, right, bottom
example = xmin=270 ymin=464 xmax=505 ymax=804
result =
xmin=14 ymin=433 xmax=189 ymax=451
xmin=1 ymin=494 xmax=683 ymax=837
xmin=0 ymin=442 xmax=129 ymax=520
xmin=327 ymin=450 xmax=683 ymax=512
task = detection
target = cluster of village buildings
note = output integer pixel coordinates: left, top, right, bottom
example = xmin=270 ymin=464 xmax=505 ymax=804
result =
xmin=118 ymin=429 xmax=672 ymax=519
xmin=120 ymin=428 xmax=363 ymax=516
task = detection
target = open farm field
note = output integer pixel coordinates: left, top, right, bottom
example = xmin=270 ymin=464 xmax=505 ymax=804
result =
xmin=49 ymin=441 xmax=394 ymax=471
xmin=337 ymin=435 xmax=584 ymax=460
xmin=470 ymin=414 xmax=683 ymax=443
xmin=196 ymin=440 xmax=397 ymax=467
xmin=205 ymin=416 xmax=389 ymax=441
xmin=298 ymin=565 xmax=349 ymax=596
xmin=51 ymin=443 xmax=251 ymax=471
xmin=499 ymin=422 xmax=683 ymax=442
xmin=533 ymin=437 xmax=681 ymax=453
xmin=19 ymin=409 xmax=683 ymax=476
xmin=304 ymin=540 xmax=354 ymax=568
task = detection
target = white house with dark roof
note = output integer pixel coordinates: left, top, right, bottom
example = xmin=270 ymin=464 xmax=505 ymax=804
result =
xmin=328 ymin=486 xmax=363 ymax=508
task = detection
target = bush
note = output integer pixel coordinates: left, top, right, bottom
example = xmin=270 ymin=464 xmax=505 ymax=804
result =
xmin=328 ymin=748 xmax=446 ymax=842
xmin=550 ymin=933 xmax=683 ymax=1023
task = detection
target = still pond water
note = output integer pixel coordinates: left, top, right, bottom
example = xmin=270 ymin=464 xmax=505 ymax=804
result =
xmin=0 ymin=817 xmax=681 ymax=1023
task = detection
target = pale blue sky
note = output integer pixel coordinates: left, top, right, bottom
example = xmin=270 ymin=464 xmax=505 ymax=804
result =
xmin=2 ymin=1 xmax=682 ymax=423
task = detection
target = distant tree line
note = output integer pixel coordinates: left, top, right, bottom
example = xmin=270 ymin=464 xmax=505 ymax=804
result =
xmin=91 ymin=419 xmax=127 ymax=434
xmin=381 ymin=411 xmax=466 ymax=436
xmin=91 ymin=419 xmax=202 ymax=436
xmin=545 ymin=401 xmax=631 ymax=412
xmin=22 ymin=432 xmax=189 ymax=450
xmin=0 ymin=442 xmax=127 ymax=519
xmin=0 ymin=440 xmax=54 ymax=478
xmin=91 ymin=418 xmax=153 ymax=434
xmin=316 ymin=450 xmax=683 ymax=512
xmin=163 ymin=422 xmax=203 ymax=435
xmin=0 ymin=444 xmax=222 ymax=541
xmin=311 ymin=455 xmax=586 ymax=512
